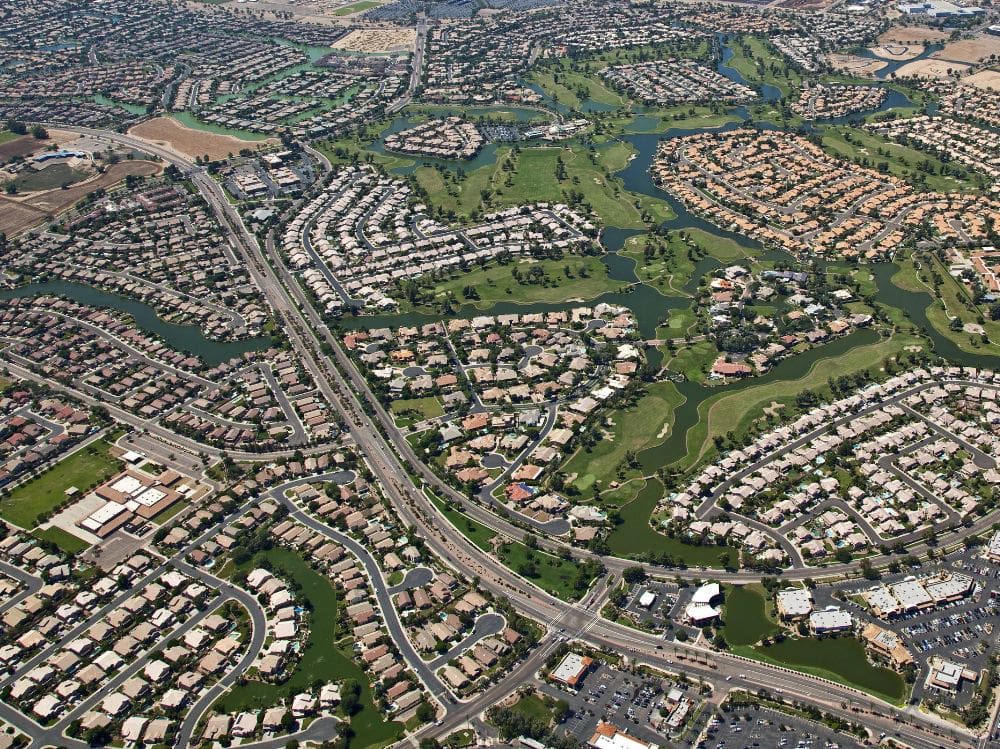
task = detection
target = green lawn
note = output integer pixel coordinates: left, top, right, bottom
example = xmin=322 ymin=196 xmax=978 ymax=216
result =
xmin=416 ymin=142 xmax=673 ymax=229
xmin=896 ymin=253 xmax=1000 ymax=356
xmin=820 ymin=127 xmax=984 ymax=194
xmin=530 ymin=68 xmax=624 ymax=110
xmin=215 ymin=547 xmax=403 ymax=748
xmin=722 ymin=585 xmax=779 ymax=647
xmin=0 ymin=437 xmax=121 ymax=528
xmin=402 ymin=256 xmax=622 ymax=311
xmin=0 ymin=130 xmax=22 ymax=144
xmin=428 ymin=491 xmax=590 ymax=600
xmin=622 ymin=228 xmax=753 ymax=297
xmin=562 ymin=381 xmax=684 ymax=497
xmin=390 ymin=396 xmax=445 ymax=420
xmin=510 ymin=693 xmax=557 ymax=725
xmin=33 ymin=526 xmax=90 ymax=554
xmin=333 ymin=0 xmax=379 ymax=14
xmin=14 ymin=163 xmax=87 ymax=193
xmin=427 ymin=491 xmax=496 ymax=552
xmin=744 ymin=637 xmax=906 ymax=705
xmin=495 ymin=541 xmax=594 ymax=601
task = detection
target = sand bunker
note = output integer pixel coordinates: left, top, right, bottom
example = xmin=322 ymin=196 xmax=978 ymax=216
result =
xmin=128 ymin=117 xmax=277 ymax=161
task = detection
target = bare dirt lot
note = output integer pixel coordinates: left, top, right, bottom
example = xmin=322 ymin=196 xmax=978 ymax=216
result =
xmin=878 ymin=27 xmax=950 ymax=45
xmin=827 ymin=54 xmax=888 ymax=76
xmin=332 ymin=27 xmax=414 ymax=53
xmin=128 ymin=117 xmax=278 ymax=161
xmin=0 ymin=136 xmax=44 ymax=161
xmin=0 ymin=160 xmax=162 ymax=237
xmin=868 ymin=43 xmax=922 ymax=61
xmin=962 ymin=69 xmax=1000 ymax=90
xmin=896 ymin=58 xmax=971 ymax=78
xmin=932 ymin=35 xmax=1000 ymax=65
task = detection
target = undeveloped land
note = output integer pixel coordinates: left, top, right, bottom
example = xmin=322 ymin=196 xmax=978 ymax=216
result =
xmin=932 ymin=35 xmax=1000 ymax=65
xmin=896 ymin=58 xmax=971 ymax=78
xmin=128 ymin=117 xmax=277 ymax=161
xmin=868 ymin=43 xmax=921 ymax=61
xmin=878 ymin=27 xmax=950 ymax=45
xmin=0 ymin=160 xmax=162 ymax=236
xmin=0 ymin=136 xmax=44 ymax=161
xmin=962 ymin=69 xmax=1000 ymax=90
xmin=827 ymin=54 xmax=887 ymax=76
xmin=332 ymin=27 xmax=414 ymax=53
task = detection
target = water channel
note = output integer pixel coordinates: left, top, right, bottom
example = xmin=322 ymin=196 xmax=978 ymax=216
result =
xmin=0 ymin=281 xmax=271 ymax=367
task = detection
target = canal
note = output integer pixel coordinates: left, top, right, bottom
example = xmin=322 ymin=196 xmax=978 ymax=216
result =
xmin=0 ymin=281 xmax=271 ymax=367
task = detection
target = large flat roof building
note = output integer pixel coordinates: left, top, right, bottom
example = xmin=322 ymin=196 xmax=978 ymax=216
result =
xmin=776 ymin=589 xmax=813 ymax=620
xmin=588 ymin=721 xmax=658 ymax=749
xmin=550 ymin=652 xmax=593 ymax=688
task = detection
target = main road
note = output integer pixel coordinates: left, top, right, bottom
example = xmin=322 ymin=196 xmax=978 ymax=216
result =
xmin=50 ymin=127 xmax=983 ymax=747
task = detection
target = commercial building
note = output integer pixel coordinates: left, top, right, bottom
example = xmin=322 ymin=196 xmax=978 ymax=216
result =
xmin=588 ymin=721 xmax=659 ymax=749
xmin=776 ymin=589 xmax=813 ymax=620
xmin=685 ymin=583 xmax=722 ymax=624
xmin=986 ymin=530 xmax=1000 ymax=562
xmin=550 ymin=652 xmax=593 ymax=689
xmin=808 ymin=607 xmax=853 ymax=634
xmin=927 ymin=658 xmax=979 ymax=691
xmin=638 ymin=591 xmax=657 ymax=609
xmin=861 ymin=623 xmax=914 ymax=668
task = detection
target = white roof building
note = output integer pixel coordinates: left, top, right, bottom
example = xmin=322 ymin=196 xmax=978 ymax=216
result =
xmin=809 ymin=607 xmax=853 ymax=634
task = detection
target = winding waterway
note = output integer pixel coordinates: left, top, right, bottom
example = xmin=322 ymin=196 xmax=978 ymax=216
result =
xmin=0 ymin=281 xmax=270 ymax=367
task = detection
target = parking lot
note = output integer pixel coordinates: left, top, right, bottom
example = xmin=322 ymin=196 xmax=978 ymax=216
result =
xmin=539 ymin=660 xmax=705 ymax=746
xmin=821 ymin=547 xmax=1000 ymax=706
xmin=698 ymin=705 xmax=865 ymax=749
xmin=623 ymin=582 xmax=678 ymax=632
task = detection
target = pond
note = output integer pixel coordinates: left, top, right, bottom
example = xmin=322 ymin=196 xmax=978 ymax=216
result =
xmin=0 ymin=281 xmax=271 ymax=367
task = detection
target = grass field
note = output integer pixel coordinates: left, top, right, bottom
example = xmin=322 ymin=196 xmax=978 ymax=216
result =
xmin=744 ymin=637 xmax=906 ymax=705
xmin=416 ymin=142 xmax=673 ymax=229
xmin=334 ymin=0 xmax=379 ymax=14
xmin=428 ymin=491 xmax=497 ymax=552
xmin=624 ymin=106 xmax=743 ymax=133
xmin=530 ymin=67 xmax=624 ymax=110
xmin=403 ymin=256 xmax=622 ymax=311
xmin=33 ymin=526 xmax=90 ymax=554
xmin=897 ymin=253 xmax=1000 ymax=356
xmin=428 ymin=491 xmax=589 ymax=599
xmin=215 ymin=548 xmax=403 ymax=747
xmin=510 ymin=692 xmax=557 ymax=725
xmin=562 ymin=381 xmax=685 ymax=496
xmin=724 ymin=36 xmax=803 ymax=97
xmin=622 ymin=228 xmax=753 ymax=297
xmin=0 ymin=437 xmax=121 ymax=528
xmin=0 ymin=130 xmax=22 ymax=144
xmin=821 ymin=127 xmax=983 ymax=194
xmin=390 ymin=396 xmax=445 ymax=420
xmin=13 ymin=163 xmax=88 ymax=193
xmin=722 ymin=585 xmax=779 ymax=647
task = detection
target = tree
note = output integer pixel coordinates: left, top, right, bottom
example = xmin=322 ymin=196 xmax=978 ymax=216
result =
xmin=30 ymin=124 xmax=48 ymax=140
xmin=415 ymin=700 xmax=436 ymax=723
xmin=621 ymin=566 xmax=646 ymax=584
